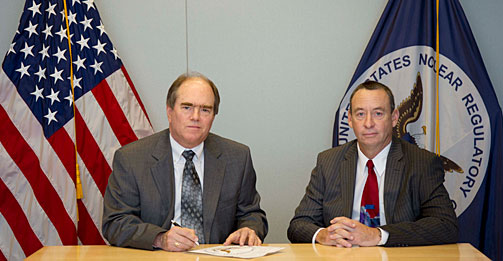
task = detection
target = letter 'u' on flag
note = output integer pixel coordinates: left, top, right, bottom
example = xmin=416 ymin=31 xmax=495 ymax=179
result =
xmin=0 ymin=0 xmax=154 ymax=259
xmin=333 ymin=0 xmax=502 ymax=259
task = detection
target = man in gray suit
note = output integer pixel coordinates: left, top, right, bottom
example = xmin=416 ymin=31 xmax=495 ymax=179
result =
xmin=288 ymin=81 xmax=458 ymax=247
xmin=102 ymin=72 xmax=267 ymax=251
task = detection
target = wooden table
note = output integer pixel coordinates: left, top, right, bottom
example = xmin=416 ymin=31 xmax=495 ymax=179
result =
xmin=25 ymin=243 xmax=489 ymax=260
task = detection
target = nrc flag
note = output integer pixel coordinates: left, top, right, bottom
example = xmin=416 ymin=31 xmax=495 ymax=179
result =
xmin=333 ymin=0 xmax=502 ymax=259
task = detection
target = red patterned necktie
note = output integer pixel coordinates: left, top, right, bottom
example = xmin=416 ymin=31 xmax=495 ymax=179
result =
xmin=360 ymin=160 xmax=380 ymax=227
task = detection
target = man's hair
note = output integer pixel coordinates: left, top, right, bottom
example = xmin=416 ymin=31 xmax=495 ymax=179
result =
xmin=166 ymin=71 xmax=221 ymax=114
xmin=349 ymin=80 xmax=395 ymax=112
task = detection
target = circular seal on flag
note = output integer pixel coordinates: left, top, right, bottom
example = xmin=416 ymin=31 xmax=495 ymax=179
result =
xmin=336 ymin=46 xmax=491 ymax=216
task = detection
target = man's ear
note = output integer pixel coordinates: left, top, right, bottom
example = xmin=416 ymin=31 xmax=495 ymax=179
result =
xmin=391 ymin=108 xmax=399 ymax=127
xmin=167 ymin=106 xmax=173 ymax=123
xmin=347 ymin=109 xmax=353 ymax=129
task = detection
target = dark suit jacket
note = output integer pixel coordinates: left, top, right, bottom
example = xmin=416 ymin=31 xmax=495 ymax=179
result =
xmin=102 ymin=129 xmax=268 ymax=250
xmin=287 ymin=136 xmax=458 ymax=246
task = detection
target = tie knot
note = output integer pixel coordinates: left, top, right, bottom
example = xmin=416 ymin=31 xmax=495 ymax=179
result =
xmin=182 ymin=150 xmax=195 ymax=161
xmin=366 ymin=159 xmax=374 ymax=170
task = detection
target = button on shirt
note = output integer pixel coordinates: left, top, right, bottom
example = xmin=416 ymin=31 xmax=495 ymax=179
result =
xmin=170 ymin=134 xmax=205 ymax=226
xmin=352 ymin=142 xmax=392 ymax=245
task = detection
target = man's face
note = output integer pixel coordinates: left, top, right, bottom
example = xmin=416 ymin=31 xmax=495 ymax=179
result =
xmin=167 ymin=77 xmax=216 ymax=148
xmin=348 ymin=88 xmax=398 ymax=158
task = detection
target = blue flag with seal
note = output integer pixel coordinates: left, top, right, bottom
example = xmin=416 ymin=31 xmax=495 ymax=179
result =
xmin=333 ymin=1 xmax=502 ymax=259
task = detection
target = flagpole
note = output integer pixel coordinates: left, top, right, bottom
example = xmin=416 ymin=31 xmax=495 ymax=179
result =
xmin=435 ymin=0 xmax=440 ymax=156
xmin=62 ymin=0 xmax=83 ymax=204
xmin=185 ymin=0 xmax=189 ymax=73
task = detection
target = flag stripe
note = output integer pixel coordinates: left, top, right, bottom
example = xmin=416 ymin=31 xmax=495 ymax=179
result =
xmin=77 ymin=153 xmax=108 ymax=244
xmin=75 ymin=108 xmax=112 ymax=195
xmin=0 ymin=247 xmax=7 ymax=261
xmin=0 ymin=141 xmax=63 ymax=247
xmin=77 ymin=200 xmax=106 ymax=244
xmin=107 ymin=68 xmax=153 ymax=139
xmin=120 ymin=66 xmax=151 ymax=125
xmin=0 ymin=212 xmax=25 ymax=260
xmin=48 ymin=126 xmax=77 ymax=183
xmin=92 ymin=79 xmax=138 ymax=146
xmin=78 ymin=157 xmax=107 ymax=239
xmin=0 ymin=179 xmax=42 ymax=256
xmin=72 ymin=93 xmax=120 ymax=168
xmin=0 ymin=105 xmax=77 ymax=245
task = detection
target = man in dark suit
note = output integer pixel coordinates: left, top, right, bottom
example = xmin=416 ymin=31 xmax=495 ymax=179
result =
xmin=102 ymin=72 xmax=267 ymax=251
xmin=288 ymin=81 xmax=458 ymax=247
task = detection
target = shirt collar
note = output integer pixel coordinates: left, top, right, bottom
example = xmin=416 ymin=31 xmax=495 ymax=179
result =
xmin=169 ymin=134 xmax=204 ymax=163
xmin=356 ymin=141 xmax=392 ymax=177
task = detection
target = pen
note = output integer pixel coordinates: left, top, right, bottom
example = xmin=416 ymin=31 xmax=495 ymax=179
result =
xmin=171 ymin=220 xmax=200 ymax=246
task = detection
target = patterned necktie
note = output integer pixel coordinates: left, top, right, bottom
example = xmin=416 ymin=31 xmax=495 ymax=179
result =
xmin=181 ymin=150 xmax=205 ymax=243
xmin=360 ymin=159 xmax=380 ymax=227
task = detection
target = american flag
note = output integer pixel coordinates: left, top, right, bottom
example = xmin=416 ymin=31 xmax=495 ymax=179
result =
xmin=0 ymin=0 xmax=153 ymax=259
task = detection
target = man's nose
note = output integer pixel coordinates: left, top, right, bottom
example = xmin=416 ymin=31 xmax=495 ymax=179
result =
xmin=190 ymin=107 xmax=200 ymax=120
xmin=364 ymin=114 xmax=374 ymax=127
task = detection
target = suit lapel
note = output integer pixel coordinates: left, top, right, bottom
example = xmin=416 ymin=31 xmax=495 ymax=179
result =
xmin=150 ymin=130 xmax=176 ymax=228
xmin=383 ymin=137 xmax=405 ymax=224
xmin=341 ymin=141 xmax=358 ymax=218
xmin=202 ymin=134 xmax=226 ymax=243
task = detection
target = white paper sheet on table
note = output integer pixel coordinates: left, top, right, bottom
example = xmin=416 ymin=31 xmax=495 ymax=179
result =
xmin=188 ymin=245 xmax=284 ymax=259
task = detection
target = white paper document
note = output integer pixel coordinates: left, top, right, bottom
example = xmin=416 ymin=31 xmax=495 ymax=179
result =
xmin=188 ymin=245 xmax=284 ymax=259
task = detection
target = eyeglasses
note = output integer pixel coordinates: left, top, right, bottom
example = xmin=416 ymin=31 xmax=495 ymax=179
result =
xmin=179 ymin=103 xmax=214 ymax=117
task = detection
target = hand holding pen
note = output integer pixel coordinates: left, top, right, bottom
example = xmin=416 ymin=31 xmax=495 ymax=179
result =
xmin=152 ymin=220 xmax=200 ymax=251
xmin=171 ymin=220 xmax=200 ymax=246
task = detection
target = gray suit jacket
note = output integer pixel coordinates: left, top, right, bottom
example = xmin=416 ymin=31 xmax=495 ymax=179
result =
xmin=287 ymin=136 xmax=458 ymax=246
xmin=102 ymin=129 xmax=268 ymax=250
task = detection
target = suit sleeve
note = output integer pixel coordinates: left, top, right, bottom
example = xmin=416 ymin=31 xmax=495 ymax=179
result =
xmin=102 ymin=149 xmax=166 ymax=250
xmin=235 ymin=148 xmax=268 ymax=241
xmin=382 ymin=155 xmax=459 ymax=246
xmin=287 ymin=154 xmax=328 ymax=243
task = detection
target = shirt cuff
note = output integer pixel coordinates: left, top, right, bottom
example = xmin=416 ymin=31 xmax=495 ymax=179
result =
xmin=377 ymin=227 xmax=389 ymax=245
xmin=312 ymin=228 xmax=324 ymax=244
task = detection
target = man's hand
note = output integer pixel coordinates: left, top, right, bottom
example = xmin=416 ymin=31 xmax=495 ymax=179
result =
xmin=331 ymin=216 xmax=381 ymax=247
xmin=315 ymin=219 xmax=355 ymax=247
xmin=153 ymin=226 xmax=199 ymax=252
xmin=224 ymin=227 xmax=262 ymax=246
xmin=316 ymin=216 xmax=381 ymax=247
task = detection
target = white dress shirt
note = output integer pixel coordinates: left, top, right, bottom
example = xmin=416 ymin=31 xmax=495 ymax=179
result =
xmin=312 ymin=141 xmax=392 ymax=245
xmin=352 ymin=142 xmax=391 ymax=245
xmin=170 ymin=134 xmax=205 ymax=227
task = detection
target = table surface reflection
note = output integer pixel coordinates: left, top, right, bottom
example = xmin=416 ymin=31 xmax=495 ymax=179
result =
xmin=25 ymin=243 xmax=489 ymax=260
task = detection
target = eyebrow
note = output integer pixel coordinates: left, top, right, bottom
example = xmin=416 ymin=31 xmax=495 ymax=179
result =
xmin=180 ymin=102 xmax=213 ymax=109
xmin=354 ymin=106 xmax=386 ymax=110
